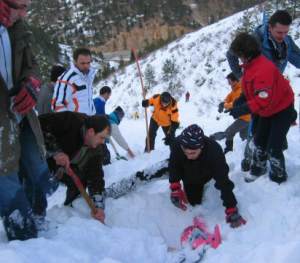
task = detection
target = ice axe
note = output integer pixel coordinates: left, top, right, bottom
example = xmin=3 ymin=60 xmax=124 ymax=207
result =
xmin=65 ymin=167 xmax=98 ymax=215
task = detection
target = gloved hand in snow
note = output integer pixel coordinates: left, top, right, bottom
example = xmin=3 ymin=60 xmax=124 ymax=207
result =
xmin=225 ymin=207 xmax=246 ymax=228
xmin=170 ymin=182 xmax=188 ymax=211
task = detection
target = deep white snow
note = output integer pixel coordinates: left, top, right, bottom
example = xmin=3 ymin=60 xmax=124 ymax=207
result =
xmin=1 ymin=5 xmax=300 ymax=263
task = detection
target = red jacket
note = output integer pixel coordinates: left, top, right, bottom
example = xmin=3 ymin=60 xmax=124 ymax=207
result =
xmin=242 ymin=55 xmax=294 ymax=117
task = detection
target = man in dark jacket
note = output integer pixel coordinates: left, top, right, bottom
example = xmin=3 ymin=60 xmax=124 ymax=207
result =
xmin=0 ymin=0 xmax=56 ymax=241
xmin=169 ymin=124 xmax=246 ymax=228
xmin=39 ymin=112 xmax=110 ymax=223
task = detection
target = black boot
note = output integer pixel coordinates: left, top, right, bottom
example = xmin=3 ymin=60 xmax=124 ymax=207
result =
xmin=269 ymin=155 xmax=287 ymax=184
xmin=224 ymin=139 xmax=233 ymax=154
xmin=245 ymin=147 xmax=267 ymax=182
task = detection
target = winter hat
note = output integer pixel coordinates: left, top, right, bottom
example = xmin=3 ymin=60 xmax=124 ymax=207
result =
xmin=50 ymin=65 xmax=66 ymax=82
xmin=85 ymin=115 xmax=111 ymax=133
xmin=160 ymin=92 xmax=172 ymax=105
xmin=178 ymin=124 xmax=205 ymax=149
xmin=114 ymin=106 xmax=125 ymax=121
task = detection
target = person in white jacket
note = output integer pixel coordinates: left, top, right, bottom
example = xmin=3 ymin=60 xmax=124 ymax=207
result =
xmin=52 ymin=48 xmax=97 ymax=116
xmin=108 ymin=107 xmax=135 ymax=158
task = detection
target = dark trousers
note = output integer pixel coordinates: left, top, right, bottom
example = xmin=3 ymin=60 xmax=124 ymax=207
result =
xmin=145 ymin=118 xmax=170 ymax=151
xmin=183 ymin=184 xmax=204 ymax=206
xmin=254 ymin=104 xmax=294 ymax=158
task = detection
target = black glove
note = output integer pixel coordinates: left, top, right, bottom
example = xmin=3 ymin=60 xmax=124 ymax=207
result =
xmin=225 ymin=207 xmax=246 ymax=228
xmin=228 ymin=103 xmax=250 ymax=119
xmin=142 ymin=99 xmax=149 ymax=108
xmin=218 ymin=102 xmax=224 ymax=113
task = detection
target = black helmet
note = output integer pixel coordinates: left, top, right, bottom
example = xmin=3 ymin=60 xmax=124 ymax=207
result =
xmin=160 ymin=92 xmax=171 ymax=105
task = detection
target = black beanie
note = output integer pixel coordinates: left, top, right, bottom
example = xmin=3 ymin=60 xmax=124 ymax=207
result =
xmin=178 ymin=124 xmax=205 ymax=149
xmin=85 ymin=115 xmax=110 ymax=133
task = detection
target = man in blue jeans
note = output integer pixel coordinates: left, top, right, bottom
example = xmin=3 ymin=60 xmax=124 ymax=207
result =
xmin=0 ymin=0 xmax=57 ymax=241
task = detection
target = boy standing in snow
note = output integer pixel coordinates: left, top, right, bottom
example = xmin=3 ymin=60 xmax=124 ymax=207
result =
xmin=210 ymin=73 xmax=250 ymax=154
xmin=94 ymin=85 xmax=112 ymax=115
xmin=39 ymin=112 xmax=111 ymax=223
xmin=142 ymin=91 xmax=180 ymax=151
xmin=0 ymin=0 xmax=57 ymax=240
xmin=228 ymin=33 xmax=295 ymax=183
xmin=169 ymin=125 xmax=246 ymax=228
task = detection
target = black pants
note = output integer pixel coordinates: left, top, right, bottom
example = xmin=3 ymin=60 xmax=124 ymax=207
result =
xmin=183 ymin=184 xmax=205 ymax=206
xmin=145 ymin=118 xmax=170 ymax=151
xmin=254 ymin=104 xmax=294 ymax=158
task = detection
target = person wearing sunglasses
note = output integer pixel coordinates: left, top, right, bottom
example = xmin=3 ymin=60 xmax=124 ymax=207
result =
xmin=168 ymin=124 xmax=246 ymax=228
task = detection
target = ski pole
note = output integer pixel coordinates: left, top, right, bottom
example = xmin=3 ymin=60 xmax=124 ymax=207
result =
xmin=66 ymin=167 xmax=97 ymax=215
xmin=131 ymin=48 xmax=151 ymax=152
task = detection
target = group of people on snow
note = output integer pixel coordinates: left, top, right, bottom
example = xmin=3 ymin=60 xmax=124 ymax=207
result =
xmin=0 ymin=0 xmax=300 ymax=242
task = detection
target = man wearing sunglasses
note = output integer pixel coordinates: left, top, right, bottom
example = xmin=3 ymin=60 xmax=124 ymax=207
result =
xmin=0 ymin=0 xmax=56 ymax=241
xmin=168 ymin=124 xmax=246 ymax=228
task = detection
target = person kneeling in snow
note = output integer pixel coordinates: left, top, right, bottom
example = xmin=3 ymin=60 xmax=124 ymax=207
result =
xmin=39 ymin=112 xmax=110 ymax=223
xmin=169 ymin=124 xmax=246 ymax=228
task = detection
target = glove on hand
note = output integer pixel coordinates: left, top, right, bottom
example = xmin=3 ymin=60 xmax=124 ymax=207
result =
xmin=0 ymin=1 xmax=11 ymax=27
xmin=142 ymin=99 xmax=149 ymax=108
xmin=13 ymin=77 xmax=41 ymax=114
xmin=225 ymin=207 xmax=246 ymax=228
xmin=218 ymin=102 xmax=224 ymax=113
xmin=170 ymin=182 xmax=187 ymax=211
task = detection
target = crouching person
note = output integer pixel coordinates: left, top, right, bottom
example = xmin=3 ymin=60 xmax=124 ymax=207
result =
xmin=39 ymin=112 xmax=110 ymax=223
xmin=169 ymin=124 xmax=246 ymax=228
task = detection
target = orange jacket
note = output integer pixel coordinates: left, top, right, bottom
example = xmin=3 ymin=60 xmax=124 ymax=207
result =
xmin=148 ymin=94 xmax=179 ymax=127
xmin=224 ymin=82 xmax=251 ymax=122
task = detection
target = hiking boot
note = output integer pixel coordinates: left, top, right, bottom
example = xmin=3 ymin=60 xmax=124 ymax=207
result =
xmin=241 ymin=158 xmax=250 ymax=172
xmin=269 ymin=155 xmax=287 ymax=184
xmin=224 ymin=139 xmax=233 ymax=154
xmin=250 ymin=147 xmax=268 ymax=177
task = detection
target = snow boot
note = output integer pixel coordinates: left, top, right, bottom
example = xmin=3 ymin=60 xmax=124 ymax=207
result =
xmin=245 ymin=147 xmax=267 ymax=182
xmin=223 ymin=139 xmax=233 ymax=154
xmin=269 ymin=155 xmax=287 ymax=184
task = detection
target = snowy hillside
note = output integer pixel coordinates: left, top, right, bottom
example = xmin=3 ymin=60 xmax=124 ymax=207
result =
xmin=2 ymin=6 xmax=300 ymax=263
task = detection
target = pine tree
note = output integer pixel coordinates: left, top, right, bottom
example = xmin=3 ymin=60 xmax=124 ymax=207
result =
xmin=144 ymin=64 xmax=156 ymax=90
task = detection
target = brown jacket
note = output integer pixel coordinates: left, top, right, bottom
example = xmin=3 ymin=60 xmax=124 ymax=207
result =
xmin=0 ymin=20 xmax=42 ymax=176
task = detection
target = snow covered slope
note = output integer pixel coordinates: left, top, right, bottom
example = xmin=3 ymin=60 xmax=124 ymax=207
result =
xmin=1 ymin=6 xmax=300 ymax=263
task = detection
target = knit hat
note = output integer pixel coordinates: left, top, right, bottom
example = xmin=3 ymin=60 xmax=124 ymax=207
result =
xmin=114 ymin=106 xmax=125 ymax=122
xmin=178 ymin=124 xmax=205 ymax=149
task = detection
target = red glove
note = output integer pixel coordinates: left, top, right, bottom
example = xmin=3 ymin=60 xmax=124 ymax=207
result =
xmin=13 ymin=77 xmax=41 ymax=115
xmin=170 ymin=182 xmax=188 ymax=211
xmin=0 ymin=1 xmax=11 ymax=27
xmin=225 ymin=207 xmax=246 ymax=228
